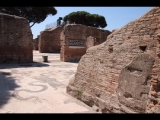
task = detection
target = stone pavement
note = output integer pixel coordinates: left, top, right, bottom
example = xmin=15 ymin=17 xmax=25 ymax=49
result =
xmin=0 ymin=50 xmax=99 ymax=113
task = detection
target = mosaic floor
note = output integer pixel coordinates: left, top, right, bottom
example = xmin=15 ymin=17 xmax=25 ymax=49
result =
xmin=0 ymin=50 xmax=99 ymax=113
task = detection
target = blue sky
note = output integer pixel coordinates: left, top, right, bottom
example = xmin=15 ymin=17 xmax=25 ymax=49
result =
xmin=31 ymin=7 xmax=154 ymax=39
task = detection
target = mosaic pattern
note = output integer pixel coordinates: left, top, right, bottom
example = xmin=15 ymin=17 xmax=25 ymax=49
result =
xmin=0 ymin=51 xmax=97 ymax=113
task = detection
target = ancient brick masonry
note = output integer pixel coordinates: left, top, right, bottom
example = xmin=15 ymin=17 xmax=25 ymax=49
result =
xmin=33 ymin=35 xmax=39 ymax=50
xmin=0 ymin=13 xmax=33 ymax=63
xmin=66 ymin=7 xmax=160 ymax=113
xmin=39 ymin=27 xmax=63 ymax=53
xmin=86 ymin=36 xmax=95 ymax=49
xmin=60 ymin=24 xmax=111 ymax=62
xmin=147 ymin=13 xmax=160 ymax=113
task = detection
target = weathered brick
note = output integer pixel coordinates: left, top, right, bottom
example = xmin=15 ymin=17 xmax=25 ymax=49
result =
xmin=39 ymin=27 xmax=63 ymax=53
xmin=66 ymin=7 xmax=160 ymax=113
xmin=60 ymin=24 xmax=111 ymax=62
xmin=0 ymin=13 xmax=33 ymax=63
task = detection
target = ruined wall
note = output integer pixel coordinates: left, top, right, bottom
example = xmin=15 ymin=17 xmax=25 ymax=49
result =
xmin=66 ymin=7 xmax=160 ymax=113
xmin=0 ymin=13 xmax=33 ymax=63
xmin=86 ymin=36 xmax=95 ymax=49
xmin=60 ymin=24 xmax=111 ymax=62
xmin=86 ymin=35 xmax=105 ymax=49
xmin=33 ymin=35 xmax=39 ymax=50
xmin=39 ymin=27 xmax=63 ymax=53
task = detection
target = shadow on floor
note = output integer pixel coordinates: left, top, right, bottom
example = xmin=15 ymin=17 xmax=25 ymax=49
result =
xmin=0 ymin=71 xmax=20 ymax=108
xmin=0 ymin=61 xmax=50 ymax=108
xmin=0 ymin=62 xmax=50 ymax=69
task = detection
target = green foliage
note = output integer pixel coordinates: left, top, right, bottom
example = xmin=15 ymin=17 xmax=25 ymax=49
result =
xmin=63 ymin=11 xmax=107 ymax=28
xmin=0 ymin=7 xmax=57 ymax=27
xmin=76 ymin=89 xmax=83 ymax=98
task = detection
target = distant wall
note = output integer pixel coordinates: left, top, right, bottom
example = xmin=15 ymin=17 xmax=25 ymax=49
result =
xmin=86 ymin=36 xmax=96 ymax=49
xmin=39 ymin=27 xmax=63 ymax=53
xmin=0 ymin=13 xmax=33 ymax=63
xmin=33 ymin=35 xmax=39 ymax=50
xmin=60 ymin=24 xmax=111 ymax=62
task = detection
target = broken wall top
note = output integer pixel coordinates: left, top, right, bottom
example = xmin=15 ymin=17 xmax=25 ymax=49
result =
xmin=61 ymin=24 xmax=111 ymax=40
xmin=0 ymin=12 xmax=33 ymax=47
xmin=0 ymin=12 xmax=33 ymax=63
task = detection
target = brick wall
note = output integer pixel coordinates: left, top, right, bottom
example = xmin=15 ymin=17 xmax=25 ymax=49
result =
xmin=39 ymin=27 xmax=63 ymax=53
xmin=86 ymin=36 xmax=96 ymax=49
xmin=33 ymin=35 xmax=39 ymax=50
xmin=66 ymin=7 xmax=160 ymax=113
xmin=0 ymin=13 xmax=33 ymax=63
xmin=60 ymin=24 xmax=111 ymax=62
